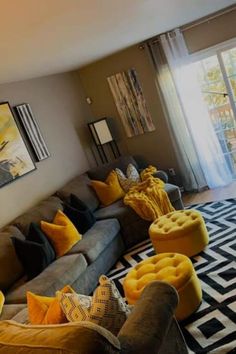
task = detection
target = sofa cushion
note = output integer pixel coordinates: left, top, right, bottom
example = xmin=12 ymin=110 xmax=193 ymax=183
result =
xmin=0 ymin=292 xmax=4 ymax=316
xmin=93 ymin=200 xmax=150 ymax=248
xmin=58 ymin=275 xmax=130 ymax=336
xmin=56 ymin=173 xmax=99 ymax=211
xmin=5 ymin=254 xmax=88 ymax=304
xmin=0 ymin=304 xmax=27 ymax=321
xmin=94 ymin=199 xmax=139 ymax=226
xmin=41 ymin=210 xmax=82 ymax=258
xmin=165 ymin=183 xmax=182 ymax=203
xmin=87 ymin=155 xmax=138 ymax=181
xmin=115 ymin=163 xmax=140 ymax=192
xmin=0 ymin=226 xmax=25 ymax=291
xmin=63 ymin=194 xmax=96 ymax=234
xmin=27 ymin=223 xmax=56 ymax=261
xmin=67 ymin=219 xmax=120 ymax=264
xmin=12 ymin=196 xmax=63 ymax=236
xmin=11 ymin=237 xmax=55 ymax=280
xmin=27 ymin=285 xmax=74 ymax=325
xmin=91 ymin=171 xmax=125 ymax=206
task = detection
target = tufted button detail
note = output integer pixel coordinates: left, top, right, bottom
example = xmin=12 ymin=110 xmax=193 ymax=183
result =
xmin=149 ymin=210 xmax=206 ymax=239
xmin=124 ymin=253 xmax=193 ymax=297
xmin=148 ymin=209 xmax=209 ymax=258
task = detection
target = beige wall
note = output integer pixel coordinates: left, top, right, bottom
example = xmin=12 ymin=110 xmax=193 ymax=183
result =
xmin=78 ymin=9 xmax=236 ymax=175
xmin=0 ymin=73 xmax=91 ymax=228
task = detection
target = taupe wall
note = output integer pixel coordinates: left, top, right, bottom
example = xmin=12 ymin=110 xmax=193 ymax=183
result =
xmin=0 ymin=73 xmax=91 ymax=228
xmin=185 ymin=10 xmax=236 ymax=54
xmin=78 ymin=46 xmax=179 ymax=172
xmin=78 ymin=10 xmax=236 ymax=174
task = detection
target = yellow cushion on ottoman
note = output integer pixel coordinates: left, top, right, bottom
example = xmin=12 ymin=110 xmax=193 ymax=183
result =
xmin=123 ymin=253 xmax=202 ymax=321
xmin=149 ymin=210 xmax=209 ymax=257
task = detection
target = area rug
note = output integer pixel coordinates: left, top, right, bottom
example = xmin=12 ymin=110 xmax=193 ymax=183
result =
xmin=108 ymin=199 xmax=236 ymax=353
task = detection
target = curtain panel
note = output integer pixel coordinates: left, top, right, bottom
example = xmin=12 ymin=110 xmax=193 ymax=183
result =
xmin=147 ymin=30 xmax=232 ymax=190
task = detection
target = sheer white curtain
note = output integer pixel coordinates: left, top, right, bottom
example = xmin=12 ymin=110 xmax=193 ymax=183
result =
xmin=148 ymin=29 xmax=232 ymax=190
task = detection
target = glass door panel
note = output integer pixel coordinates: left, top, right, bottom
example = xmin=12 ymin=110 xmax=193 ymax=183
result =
xmin=195 ymin=51 xmax=236 ymax=178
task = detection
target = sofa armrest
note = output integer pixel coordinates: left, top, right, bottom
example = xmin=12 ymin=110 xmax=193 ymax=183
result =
xmin=118 ymin=281 xmax=180 ymax=354
xmin=133 ymin=155 xmax=169 ymax=183
xmin=153 ymin=170 xmax=168 ymax=183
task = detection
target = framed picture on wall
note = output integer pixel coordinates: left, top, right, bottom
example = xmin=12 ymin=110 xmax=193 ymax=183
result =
xmin=0 ymin=102 xmax=36 ymax=188
xmin=107 ymin=68 xmax=155 ymax=137
xmin=14 ymin=103 xmax=50 ymax=162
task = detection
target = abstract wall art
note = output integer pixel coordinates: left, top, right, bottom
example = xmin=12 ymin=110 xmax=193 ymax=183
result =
xmin=15 ymin=103 xmax=50 ymax=162
xmin=0 ymin=102 xmax=36 ymax=188
xmin=107 ymin=68 xmax=155 ymax=137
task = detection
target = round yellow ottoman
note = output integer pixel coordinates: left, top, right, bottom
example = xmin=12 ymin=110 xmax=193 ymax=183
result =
xmin=123 ymin=253 xmax=202 ymax=321
xmin=149 ymin=210 xmax=209 ymax=257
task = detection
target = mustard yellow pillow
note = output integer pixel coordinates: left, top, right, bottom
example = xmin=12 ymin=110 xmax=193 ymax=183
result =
xmin=0 ymin=291 xmax=5 ymax=315
xmin=91 ymin=170 xmax=125 ymax=206
xmin=27 ymin=285 xmax=74 ymax=325
xmin=41 ymin=210 xmax=82 ymax=257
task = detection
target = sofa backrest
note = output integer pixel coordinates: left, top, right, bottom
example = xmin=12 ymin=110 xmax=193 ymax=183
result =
xmin=56 ymin=173 xmax=99 ymax=212
xmin=0 ymin=226 xmax=25 ymax=291
xmin=12 ymin=196 xmax=63 ymax=236
xmin=87 ymin=155 xmax=139 ymax=181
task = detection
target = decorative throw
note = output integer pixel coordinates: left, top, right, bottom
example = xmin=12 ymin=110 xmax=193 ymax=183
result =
xmin=124 ymin=165 xmax=174 ymax=221
xmin=27 ymin=285 xmax=74 ymax=325
xmin=58 ymin=275 xmax=130 ymax=335
xmin=115 ymin=163 xmax=141 ymax=192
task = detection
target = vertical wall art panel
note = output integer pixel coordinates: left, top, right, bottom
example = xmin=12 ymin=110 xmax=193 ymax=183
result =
xmin=15 ymin=103 xmax=50 ymax=162
xmin=107 ymin=68 xmax=155 ymax=137
xmin=0 ymin=102 xmax=36 ymax=188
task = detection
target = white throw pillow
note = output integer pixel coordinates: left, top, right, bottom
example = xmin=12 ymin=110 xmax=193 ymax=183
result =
xmin=115 ymin=163 xmax=140 ymax=192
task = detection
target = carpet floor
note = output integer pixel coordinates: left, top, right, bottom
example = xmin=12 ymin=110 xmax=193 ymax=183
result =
xmin=108 ymin=199 xmax=236 ymax=353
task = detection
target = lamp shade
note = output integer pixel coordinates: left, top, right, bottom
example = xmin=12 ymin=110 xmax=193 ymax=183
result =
xmin=89 ymin=119 xmax=113 ymax=145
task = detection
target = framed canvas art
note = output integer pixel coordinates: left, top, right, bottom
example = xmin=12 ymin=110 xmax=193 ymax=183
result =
xmin=15 ymin=103 xmax=50 ymax=162
xmin=0 ymin=102 xmax=36 ymax=188
xmin=107 ymin=68 xmax=155 ymax=137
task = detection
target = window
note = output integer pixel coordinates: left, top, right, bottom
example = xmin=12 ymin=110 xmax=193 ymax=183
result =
xmin=193 ymin=41 xmax=236 ymax=177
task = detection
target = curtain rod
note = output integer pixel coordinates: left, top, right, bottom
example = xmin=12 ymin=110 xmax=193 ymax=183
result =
xmin=141 ymin=5 xmax=236 ymax=47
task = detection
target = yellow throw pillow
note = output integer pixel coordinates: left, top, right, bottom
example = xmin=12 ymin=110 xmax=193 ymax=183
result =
xmin=0 ymin=291 xmax=5 ymax=315
xmin=91 ymin=170 xmax=125 ymax=206
xmin=27 ymin=285 xmax=74 ymax=325
xmin=41 ymin=210 xmax=82 ymax=257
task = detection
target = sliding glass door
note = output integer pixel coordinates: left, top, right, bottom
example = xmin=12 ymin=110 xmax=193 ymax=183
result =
xmin=195 ymin=44 xmax=236 ymax=178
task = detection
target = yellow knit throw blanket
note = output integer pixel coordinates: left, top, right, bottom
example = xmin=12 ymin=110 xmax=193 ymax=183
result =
xmin=124 ymin=166 xmax=175 ymax=221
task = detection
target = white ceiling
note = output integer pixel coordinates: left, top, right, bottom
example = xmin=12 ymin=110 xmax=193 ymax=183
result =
xmin=0 ymin=0 xmax=235 ymax=84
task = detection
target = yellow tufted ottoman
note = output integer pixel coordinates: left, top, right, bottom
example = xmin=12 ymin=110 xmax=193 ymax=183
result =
xmin=123 ymin=253 xmax=202 ymax=321
xmin=149 ymin=210 xmax=209 ymax=257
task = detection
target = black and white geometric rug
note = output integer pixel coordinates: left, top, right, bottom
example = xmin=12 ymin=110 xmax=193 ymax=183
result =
xmin=108 ymin=199 xmax=236 ymax=354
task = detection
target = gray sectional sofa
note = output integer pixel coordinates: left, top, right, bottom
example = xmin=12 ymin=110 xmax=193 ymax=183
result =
xmin=0 ymin=155 xmax=187 ymax=353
